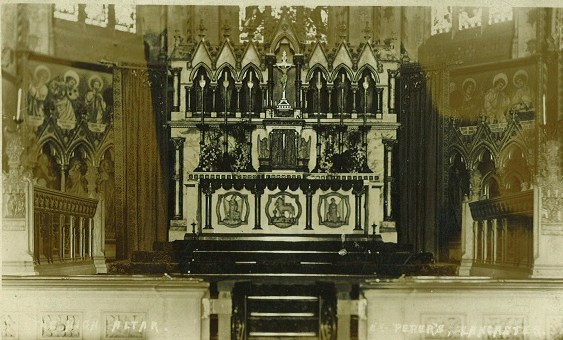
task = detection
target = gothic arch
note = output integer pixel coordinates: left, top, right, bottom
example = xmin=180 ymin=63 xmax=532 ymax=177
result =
xmin=67 ymin=141 xmax=95 ymax=166
xmin=498 ymin=141 xmax=531 ymax=169
xmin=241 ymin=63 xmax=263 ymax=83
xmin=331 ymin=64 xmax=354 ymax=83
xmin=216 ymin=63 xmax=238 ymax=82
xmin=469 ymin=143 xmax=497 ymax=170
xmin=97 ymin=144 xmax=115 ymax=166
xmin=190 ymin=62 xmax=213 ymax=82
xmin=355 ymin=64 xmax=380 ymax=83
xmin=270 ymin=33 xmax=300 ymax=55
xmin=481 ymin=173 xmax=501 ymax=199
xmin=37 ymin=138 xmax=65 ymax=165
xmin=305 ymin=64 xmax=329 ymax=82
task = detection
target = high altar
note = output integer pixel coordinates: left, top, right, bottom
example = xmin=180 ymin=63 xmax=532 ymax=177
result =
xmin=167 ymin=11 xmax=400 ymax=240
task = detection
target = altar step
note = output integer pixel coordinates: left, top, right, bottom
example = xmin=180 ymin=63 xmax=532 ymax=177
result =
xmin=106 ymin=242 xmax=183 ymax=274
xmin=178 ymin=238 xmax=434 ymax=276
xmin=233 ymin=283 xmax=335 ymax=340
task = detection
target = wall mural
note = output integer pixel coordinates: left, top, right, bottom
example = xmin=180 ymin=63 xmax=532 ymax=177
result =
xmin=265 ymin=192 xmax=302 ymax=228
xmin=26 ymin=59 xmax=113 ymax=133
xmin=216 ymin=192 xmax=250 ymax=228
xmin=318 ymin=192 xmax=350 ymax=228
xmin=449 ymin=63 xmax=536 ymax=125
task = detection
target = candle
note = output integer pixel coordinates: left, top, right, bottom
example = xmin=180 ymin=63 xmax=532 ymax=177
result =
xmin=317 ymin=72 xmax=321 ymax=83
xmin=249 ymin=71 xmax=253 ymax=81
xmin=16 ymin=88 xmax=22 ymax=121
xmin=542 ymin=94 xmax=547 ymax=125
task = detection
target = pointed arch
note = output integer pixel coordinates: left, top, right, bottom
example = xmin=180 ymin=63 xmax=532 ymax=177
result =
xmin=355 ymin=64 xmax=380 ymax=83
xmin=331 ymin=64 xmax=354 ymax=83
xmin=270 ymin=33 xmax=300 ymax=55
xmin=216 ymin=62 xmax=238 ymax=82
xmin=469 ymin=143 xmax=497 ymax=170
xmin=305 ymin=64 xmax=329 ymax=82
xmin=67 ymin=140 xmax=95 ymax=164
xmin=241 ymin=63 xmax=263 ymax=83
xmin=481 ymin=172 xmax=501 ymax=198
xmin=38 ymin=137 xmax=65 ymax=164
xmin=448 ymin=147 xmax=469 ymax=167
xmin=498 ymin=140 xmax=530 ymax=169
xmin=190 ymin=62 xmax=213 ymax=82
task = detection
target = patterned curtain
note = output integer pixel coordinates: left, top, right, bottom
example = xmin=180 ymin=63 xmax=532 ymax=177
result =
xmin=113 ymin=66 xmax=169 ymax=259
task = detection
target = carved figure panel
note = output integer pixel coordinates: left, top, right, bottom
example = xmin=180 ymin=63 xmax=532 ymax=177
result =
xmin=41 ymin=313 xmax=81 ymax=338
xmin=318 ymin=192 xmax=350 ymax=228
xmin=265 ymin=192 xmax=302 ymax=228
xmin=216 ymin=192 xmax=249 ymax=228
xmin=1 ymin=314 xmax=17 ymax=338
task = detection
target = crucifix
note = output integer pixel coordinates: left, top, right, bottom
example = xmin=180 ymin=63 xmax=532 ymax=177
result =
xmin=275 ymin=51 xmax=294 ymax=111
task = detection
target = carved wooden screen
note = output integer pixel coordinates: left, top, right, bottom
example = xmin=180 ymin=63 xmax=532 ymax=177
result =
xmin=270 ymin=129 xmax=298 ymax=170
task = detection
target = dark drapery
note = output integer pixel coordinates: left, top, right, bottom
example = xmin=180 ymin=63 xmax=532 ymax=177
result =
xmin=113 ymin=66 xmax=169 ymax=259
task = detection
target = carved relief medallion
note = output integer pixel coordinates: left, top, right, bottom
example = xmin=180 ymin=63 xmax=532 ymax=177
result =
xmin=318 ymin=193 xmax=350 ymax=228
xmin=216 ymin=192 xmax=249 ymax=228
xmin=265 ymin=192 xmax=302 ymax=228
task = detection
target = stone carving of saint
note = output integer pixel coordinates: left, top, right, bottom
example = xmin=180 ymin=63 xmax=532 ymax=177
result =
xmin=34 ymin=152 xmax=57 ymax=189
xmin=85 ymin=75 xmax=107 ymax=123
xmin=28 ymin=65 xmax=50 ymax=117
xmin=483 ymin=73 xmax=510 ymax=123
xmin=223 ymin=195 xmax=242 ymax=224
xmin=258 ymin=136 xmax=269 ymax=159
xmin=66 ymin=158 xmax=87 ymax=196
xmin=97 ymin=158 xmax=115 ymax=238
xmin=326 ymin=198 xmax=340 ymax=223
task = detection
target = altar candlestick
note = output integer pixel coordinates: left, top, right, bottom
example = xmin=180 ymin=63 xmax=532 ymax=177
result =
xmin=16 ymin=88 xmax=22 ymax=121
xmin=542 ymin=94 xmax=547 ymax=125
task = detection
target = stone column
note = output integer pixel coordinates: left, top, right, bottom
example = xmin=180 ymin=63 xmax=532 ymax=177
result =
xmin=266 ymin=54 xmax=276 ymax=108
xmin=171 ymin=137 xmax=186 ymax=220
xmin=85 ymin=162 xmax=107 ymax=273
xmin=376 ymin=87 xmax=384 ymax=114
xmin=184 ymin=85 xmax=191 ymax=116
xmin=336 ymin=282 xmax=352 ymax=340
xmin=312 ymin=124 xmax=323 ymax=173
xmin=492 ymin=218 xmax=498 ymax=264
xmin=353 ymin=185 xmax=365 ymax=230
xmin=252 ymin=184 xmax=264 ymax=230
xmin=203 ymin=183 xmax=214 ymax=229
xmin=482 ymin=220 xmax=489 ymax=263
xmin=387 ymin=69 xmax=398 ymax=113
xmin=294 ymin=55 xmax=304 ymax=109
xmin=215 ymin=281 xmax=234 ymax=340
xmin=304 ymin=184 xmax=315 ymax=230
xmin=2 ymin=127 xmax=36 ymax=275
xmin=459 ymin=198 xmax=476 ymax=276
xmin=382 ymin=139 xmax=396 ymax=220
xmin=172 ymin=67 xmax=182 ymax=111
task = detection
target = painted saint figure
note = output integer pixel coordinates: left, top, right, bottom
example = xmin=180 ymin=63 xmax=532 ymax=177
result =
xmin=51 ymin=70 xmax=80 ymax=122
xmin=459 ymin=78 xmax=479 ymax=122
xmin=483 ymin=73 xmax=510 ymax=123
xmin=28 ymin=65 xmax=51 ymax=117
xmin=85 ymin=75 xmax=107 ymax=123
xmin=510 ymin=70 xmax=533 ymax=112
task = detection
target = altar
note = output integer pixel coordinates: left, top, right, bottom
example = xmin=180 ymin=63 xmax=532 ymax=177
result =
xmin=167 ymin=11 xmax=400 ymax=241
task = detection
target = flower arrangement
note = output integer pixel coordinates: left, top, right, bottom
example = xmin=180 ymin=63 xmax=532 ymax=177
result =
xmin=198 ymin=143 xmax=222 ymax=172
xmin=231 ymin=143 xmax=251 ymax=172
